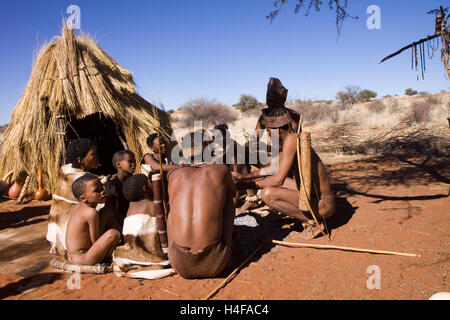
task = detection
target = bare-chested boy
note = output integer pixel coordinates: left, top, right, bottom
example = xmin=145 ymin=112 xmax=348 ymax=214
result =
xmin=108 ymin=150 xmax=136 ymax=226
xmin=66 ymin=174 xmax=121 ymax=265
xmin=234 ymin=107 xmax=335 ymax=239
xmin=166 ymin=131 xmax=237 ymax=279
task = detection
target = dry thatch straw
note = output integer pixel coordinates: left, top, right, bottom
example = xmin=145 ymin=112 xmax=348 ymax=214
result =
xmin=0 ymin=21 xmax=171 ymax=202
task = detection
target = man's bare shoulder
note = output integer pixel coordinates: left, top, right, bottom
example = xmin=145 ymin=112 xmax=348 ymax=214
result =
xmin=284 ymin=133 xmax=298 ymax=146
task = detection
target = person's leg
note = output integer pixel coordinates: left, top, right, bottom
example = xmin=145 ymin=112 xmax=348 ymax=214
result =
xmin=74 ymin=229 xmax=121 ymax=265
xmin=260 ymin=186 xmax=325 ymax=239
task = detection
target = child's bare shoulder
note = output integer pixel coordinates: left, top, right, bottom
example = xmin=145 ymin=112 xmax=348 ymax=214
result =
xmin=77 ymin=204 xmax=98 ymax=219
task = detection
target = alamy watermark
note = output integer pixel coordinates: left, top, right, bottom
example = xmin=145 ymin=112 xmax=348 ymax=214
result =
xmin=169 ymin=121 xmax=280 ymax=168
xmin=66 ymin=271 xmax=81 ymax=290
xmin=366 ymin=265 xmax=381 ymax=289
xmin=367 ymin=5 xmax=381 ymax=30
xmin=66 ymin=4 xmax=81 ymax=30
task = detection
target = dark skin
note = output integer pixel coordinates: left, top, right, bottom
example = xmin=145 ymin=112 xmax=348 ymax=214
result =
xmin=143 ymin=137 xmax=178 ymax=173
xmin=235 ymin=127 xmax=335 ymax=239
xmin=75 ymin=146 xmax=121 ymax=233
xmin=114 ymin=153 xmax=136 ymax=183
xmin=166 ymin=164 xmax=236 ymax=253
xmin=77 ymin=147 xmax=99 ymax=172
xmin=66 ymin=178 xmax=121 ymax=265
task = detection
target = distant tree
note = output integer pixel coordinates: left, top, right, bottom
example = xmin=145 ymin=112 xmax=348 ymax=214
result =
xmin=358 ymin=89 xmax=377 ymax=102
xmin=166 ymin=110 xmax=175 ymax=116
xmin=233 ymin=94 xmax=263 ymax=112
xmin=177 ymin=98 xmax=238 ymax=128
xmin=267 ymin=0 xmax=358 ymax=35
xmin=336 ymin=85 xmax=360 ymax=107
xmin=405 ymin=88 xmax=418 ymax=96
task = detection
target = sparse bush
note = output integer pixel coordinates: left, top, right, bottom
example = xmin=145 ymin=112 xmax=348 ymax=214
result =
xmin=233 ymin=94 xmax=263 ymax=113
xmin=405 ymin=88 xmax=418 ymax=96
xmin=336 ymin=85 xmax=360 ymax=107
xmin=292 ymin=100 xmax=338 ymax=124
xmin=177 ymin=98 xmax=238 ymax=128
xmin=359 ymin=89 xmax=377 ymax=102
xmin=367 ymin=101 xmax=385 ymax=114
xmin=408 ymin=101 xmax=432 ymax=123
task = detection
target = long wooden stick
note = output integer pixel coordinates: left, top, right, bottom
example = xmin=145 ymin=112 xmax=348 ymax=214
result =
xmin=268 ymin=239 xmax=420 ymax=258
xmin=380 ymin=34 xmax=440 ymax=64
xmin=157 ymin=131 xmax=168 ymax=220
xmin=203 ymin=242 xmax=265 ymax=300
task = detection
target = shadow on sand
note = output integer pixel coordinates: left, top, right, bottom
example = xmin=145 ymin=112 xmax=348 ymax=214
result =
xmin=0 ymin=272 xmax=62 ymax=300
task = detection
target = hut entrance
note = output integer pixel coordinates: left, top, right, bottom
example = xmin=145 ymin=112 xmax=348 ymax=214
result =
xmin=65 ymin=113 xmax=127 ymax=175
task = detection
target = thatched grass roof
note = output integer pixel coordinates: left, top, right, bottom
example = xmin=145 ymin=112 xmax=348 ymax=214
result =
xmin=0 ymin=22 xmax=171 ymax=201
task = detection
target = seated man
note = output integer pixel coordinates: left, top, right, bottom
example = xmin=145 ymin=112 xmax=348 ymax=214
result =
xmin=66 ymin=174 xmax=121 ymax=266
xmin=166 ymin=131 xmax=237 ymax=279
xmin=234 ymin=107 xmax=335 ymax=239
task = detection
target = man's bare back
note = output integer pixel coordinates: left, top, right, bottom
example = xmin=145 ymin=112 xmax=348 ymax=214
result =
xmin=166 ymin=164 xmax=236 ymax=278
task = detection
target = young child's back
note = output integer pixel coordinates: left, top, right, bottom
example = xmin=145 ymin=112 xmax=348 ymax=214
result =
xmin=120 ymin=174 xmax=165 ymax=256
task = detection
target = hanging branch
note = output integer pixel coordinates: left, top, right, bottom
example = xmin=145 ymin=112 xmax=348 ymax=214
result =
xmin=380 ymin=34 xmax=441 ymax=64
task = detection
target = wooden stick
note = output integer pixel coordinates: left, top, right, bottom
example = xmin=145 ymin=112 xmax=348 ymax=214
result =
xmin=157 ymin=131 xmax=168 ymax=220
xmin=203 ymin=242 xmax=265 ymax=300
xmin=268 ymin=239 xmax=420 ymax=258
xmin=380 ymin=34 xmax=440 ymax=64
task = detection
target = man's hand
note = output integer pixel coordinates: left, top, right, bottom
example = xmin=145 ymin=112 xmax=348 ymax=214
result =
xmin=232 ymin=171 xmax=251 ymax=181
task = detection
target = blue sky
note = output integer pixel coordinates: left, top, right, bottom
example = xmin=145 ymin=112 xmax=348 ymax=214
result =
xmin=0 ymin=0 xmax=449 ymax=124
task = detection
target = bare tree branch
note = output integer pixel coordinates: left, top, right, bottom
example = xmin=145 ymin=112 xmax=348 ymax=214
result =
xmin=267 ymin=0 xmax=358 ymax=35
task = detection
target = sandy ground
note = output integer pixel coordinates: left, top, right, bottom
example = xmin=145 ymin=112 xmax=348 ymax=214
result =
xmin=0 ymin=151 xmax=449 ymax=300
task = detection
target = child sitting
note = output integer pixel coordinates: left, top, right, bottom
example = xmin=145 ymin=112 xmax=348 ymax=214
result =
xmin=112 ymin=174 xmax=175 ymax=279
xmin=65 ymin=174 xmax=121 ymax=266
xmin=108 ymin=150 xmax=136 ymax=226
xmin=121 ymin=174 xmax=162 ymax=253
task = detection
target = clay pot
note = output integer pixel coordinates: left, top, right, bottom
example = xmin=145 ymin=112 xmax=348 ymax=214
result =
xmin=35 ymin=168 xmax=49 ymax=201
xmin=8 ymin=181 xmax=23 ymax=199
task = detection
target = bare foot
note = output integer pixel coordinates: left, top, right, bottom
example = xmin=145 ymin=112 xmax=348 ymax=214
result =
xmin=300 ymin=221 xmax=325 ymax=240
xmin=237 ymin=200 xmax=259 ymax=213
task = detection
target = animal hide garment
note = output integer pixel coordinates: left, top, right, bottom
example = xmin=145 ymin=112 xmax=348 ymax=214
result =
xmin=112 ymin=214 xmax=175 ymax=280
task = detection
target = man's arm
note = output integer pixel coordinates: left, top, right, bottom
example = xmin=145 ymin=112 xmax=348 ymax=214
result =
xmin=232 ymin=155 xmax=280 ymax=181
xmin=144 ymin=154 xmax=179 ymax=172
xmin=256 ymin=134 xmax=297 ymax=188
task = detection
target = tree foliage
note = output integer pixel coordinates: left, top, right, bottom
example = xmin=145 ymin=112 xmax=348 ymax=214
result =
xmin=233 ymin=94 xmax=264 ymax=112
xmin=335 ymin=85 xmax=360 ymax=106
xmin=359 ymin=89 xmax=377 ymax=102
xmin=267 ymin=0 xmax=358 ymax=35
xmin=177 ymin=98 xmax=238 ymax=128
xmin=405 ymin=88 xmax=418 ymax=96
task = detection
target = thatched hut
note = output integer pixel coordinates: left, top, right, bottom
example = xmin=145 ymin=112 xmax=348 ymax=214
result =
xmin=0 ymin=22 xmax=171 ymax=201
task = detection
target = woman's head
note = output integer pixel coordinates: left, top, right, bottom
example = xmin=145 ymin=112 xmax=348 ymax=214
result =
xmin=66 ymin=139 xmax=99 ymax=171
xmin=146 ymin=133 xmax=167 ymax=155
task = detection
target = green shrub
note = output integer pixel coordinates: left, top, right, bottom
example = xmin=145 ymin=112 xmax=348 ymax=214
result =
xmin=359 ymin=89 xmax=377 ymax=102
xmin=405 ymin=88 xmax=418 ymax=96
xmin=233 ymin=94 xmax=263 ymax=112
